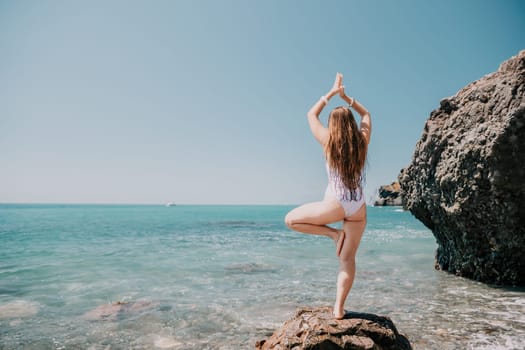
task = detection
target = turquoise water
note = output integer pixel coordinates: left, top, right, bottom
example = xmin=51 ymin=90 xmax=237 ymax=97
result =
xmin=0 ymin=204 xmax=523 ymax=349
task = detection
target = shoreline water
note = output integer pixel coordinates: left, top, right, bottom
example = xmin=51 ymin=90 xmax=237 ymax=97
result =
xmin=1 ymin=204 xmax=523 ymax=349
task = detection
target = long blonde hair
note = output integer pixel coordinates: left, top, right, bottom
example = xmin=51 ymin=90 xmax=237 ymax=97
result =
xmin=325 ymin=106 xmax=368 ymax=199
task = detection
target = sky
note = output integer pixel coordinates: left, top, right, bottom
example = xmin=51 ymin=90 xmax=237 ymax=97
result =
xmin=1 ymin=0 xmax=524 ymax=205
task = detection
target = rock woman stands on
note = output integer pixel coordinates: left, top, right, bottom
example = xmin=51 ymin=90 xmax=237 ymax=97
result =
xmin=285 ymin=73 xmax=371 ymax=319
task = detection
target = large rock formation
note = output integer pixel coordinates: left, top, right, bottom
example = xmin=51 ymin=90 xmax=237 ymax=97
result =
xmin=374 ymin=182 xmax=403 ymax=206
xmin=399 ymin=50 xmax=525 ymax=285
xmin=256 ymin=307 xmax=411 ymax=350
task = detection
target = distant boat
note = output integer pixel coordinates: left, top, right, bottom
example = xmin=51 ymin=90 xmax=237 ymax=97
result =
xmin=165 ymin=202 xmax=176 ymax=207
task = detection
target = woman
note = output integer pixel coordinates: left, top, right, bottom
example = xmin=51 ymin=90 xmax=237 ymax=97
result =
xmin=284 ymin=73 xmax=371 ymax=319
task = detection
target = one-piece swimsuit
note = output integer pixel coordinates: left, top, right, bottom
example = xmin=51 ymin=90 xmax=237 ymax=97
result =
xmin=324 ymin=163 xmax=365 ymax=217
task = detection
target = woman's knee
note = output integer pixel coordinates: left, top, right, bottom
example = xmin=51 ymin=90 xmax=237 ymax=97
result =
xmin=284 ymin=211 xmax=295 ymax=228
xmin=339 ymin=237 xmax=359 ymax=264
xmin=339 ymin=254 xmax=356 ymax=268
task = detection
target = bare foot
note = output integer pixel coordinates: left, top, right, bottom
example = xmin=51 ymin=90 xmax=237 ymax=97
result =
xmin=335 ymin=230 xmax=345 ymax=257
xmin=333 ymin=307 xmax=345 ymax=320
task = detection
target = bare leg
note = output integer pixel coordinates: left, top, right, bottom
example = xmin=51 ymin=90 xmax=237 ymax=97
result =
xmin=285 ymin=200 xmax=346 ymax=256
xmin=333 ymin=204 xmax=366 ymax=319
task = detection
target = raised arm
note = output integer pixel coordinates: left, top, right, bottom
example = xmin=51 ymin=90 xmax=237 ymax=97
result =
xmin=340 ymin=86 xmax=372 ymax=145
xmin=307 ymin=73 xmax=343 ymax=146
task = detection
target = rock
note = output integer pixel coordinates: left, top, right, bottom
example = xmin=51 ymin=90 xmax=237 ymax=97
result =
xmin=225 ymin=262 xmax=277 ymax=274
xmin=82 ymin=300 xmax=158 ymax=321
xmin=399 ymin=50 xmax=525 ymax=285
xmin=374 ymin=182 xmax=403 ymax=206
xmin=255 ymin=307 xmax=411 ymax=350
xmin=0 ymin=300 xmax=40 ymax=319
xmin=153 ymin=335 xmax=183 ymax=349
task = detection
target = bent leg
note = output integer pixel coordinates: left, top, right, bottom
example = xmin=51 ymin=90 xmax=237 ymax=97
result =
xmin=285 ymin=200 xmax=346 ymax=255
xmin=333 ymin=204 xmax=366 ymax=319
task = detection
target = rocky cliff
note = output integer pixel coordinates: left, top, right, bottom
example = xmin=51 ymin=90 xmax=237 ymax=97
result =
xmin=399 ymin=50 xmax=525 ymax=285
xmin=374 ymin=182 xmax=403 ymax=206
xmin=256 ymin=307 xmax=411 ymax=350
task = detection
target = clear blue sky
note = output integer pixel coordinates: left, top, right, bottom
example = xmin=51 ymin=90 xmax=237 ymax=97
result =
xmin=1 ymin=0 xmax=524 ymax=204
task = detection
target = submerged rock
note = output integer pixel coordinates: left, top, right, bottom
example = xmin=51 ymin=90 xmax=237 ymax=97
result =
xmin=82 ymin=300 xmax=158 ymax=321
xmin=225 ymin=262 xmax=277 ymax=274
xmin=256 ymin=307 xmax=411 ymax=350
xmin=0 ymin=300 xmax=40 ymax=319
xmin=399 ymin=50 xmax=525 ymax=285
xmin=374 ymin=182 xmax=403 ymax=206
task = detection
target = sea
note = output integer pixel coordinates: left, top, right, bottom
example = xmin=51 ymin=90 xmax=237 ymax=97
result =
xmin=0 ymin=204 xmax=523 ymax=349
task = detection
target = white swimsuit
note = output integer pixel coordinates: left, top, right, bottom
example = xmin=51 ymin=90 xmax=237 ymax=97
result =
xmin=324 ymin=163 xmax=365 ymax=217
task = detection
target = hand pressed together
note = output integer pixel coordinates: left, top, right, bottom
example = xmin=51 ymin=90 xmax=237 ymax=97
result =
xmin=328 ymin=72 xmax=344 ymax=98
